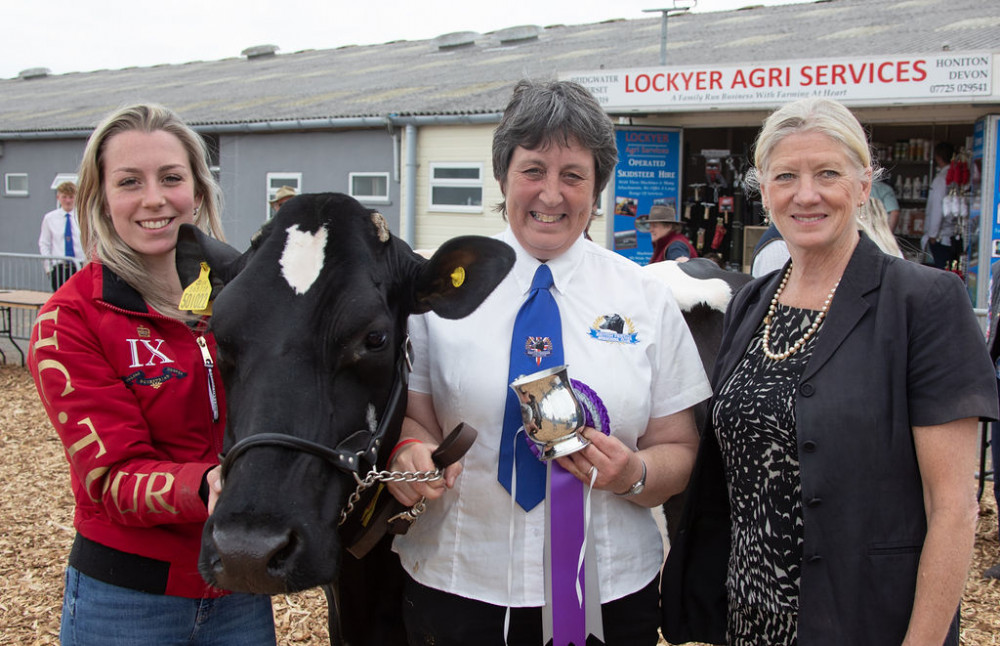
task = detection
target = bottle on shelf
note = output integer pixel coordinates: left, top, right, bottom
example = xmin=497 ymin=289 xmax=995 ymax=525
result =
xmin=903 ymin=177 xmax=913 ymax=200
xmin=895 ymin=174 xmax=904 ymax=197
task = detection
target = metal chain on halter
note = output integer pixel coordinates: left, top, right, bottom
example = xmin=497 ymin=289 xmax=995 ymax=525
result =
xmin=339 ymin=466 xmax=442 ymax=526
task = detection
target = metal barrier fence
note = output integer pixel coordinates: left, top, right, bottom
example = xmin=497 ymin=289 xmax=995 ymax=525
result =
xmin=0 ymin=252 xmax=83 ymax=292
xmin=0 ymin=252 xmax=83 ymax=364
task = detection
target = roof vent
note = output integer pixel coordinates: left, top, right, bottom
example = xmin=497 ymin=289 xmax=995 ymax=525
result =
xmin=494 ymin=25 xmax=542 ymax=45
xmin=434 ymin=31 xmax=480 ymax=50
xmin=241 ymin=44 xmax=280 ymax=60
xmin=19 ymin=67 xmax=51 ymax=80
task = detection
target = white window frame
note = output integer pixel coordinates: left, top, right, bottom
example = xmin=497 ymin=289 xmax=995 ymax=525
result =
xmin=348 ymin=172 xmax=390 ymax=204
xmin=266 ymin=172 xmax=302 ymax=220
xmin=4 ymin=173 xmax=28 ymax=197
xmin=429 ymin=163 xmax=483 ymax=213
xmin=50 ymin=173 xmax=79 ymax=190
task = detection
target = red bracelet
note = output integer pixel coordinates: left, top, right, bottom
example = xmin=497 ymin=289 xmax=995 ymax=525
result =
xmin=388 ymin=438 xmax=423 ymax=466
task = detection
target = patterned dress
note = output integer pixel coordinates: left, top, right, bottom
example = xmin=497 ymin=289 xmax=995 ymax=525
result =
xmin=711 ymin=303 xmax=824 ymax=646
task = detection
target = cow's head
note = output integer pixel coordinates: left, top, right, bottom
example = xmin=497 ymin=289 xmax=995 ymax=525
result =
xmin=176 ymin=193 xmax=514 ymax=594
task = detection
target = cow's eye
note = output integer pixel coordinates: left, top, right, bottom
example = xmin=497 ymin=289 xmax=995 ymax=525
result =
xmin=365 ymin=331 xmax=389 ymax=351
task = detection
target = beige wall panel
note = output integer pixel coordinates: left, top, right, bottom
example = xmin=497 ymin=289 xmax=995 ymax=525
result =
xmin=406 ymin=124 xmax=610 ymax=253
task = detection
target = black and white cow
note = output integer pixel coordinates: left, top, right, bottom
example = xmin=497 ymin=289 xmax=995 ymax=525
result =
xmin=178 ymin=193 xmax=750 ymax=643
xmin=175 ymin=193 xmax=515 ymax=645
xmin=643 ymin=257 xmax=752 ymax=542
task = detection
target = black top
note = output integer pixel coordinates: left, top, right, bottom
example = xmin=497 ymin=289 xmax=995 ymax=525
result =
xmin=713 ymin=304 xmax=818 ymax=644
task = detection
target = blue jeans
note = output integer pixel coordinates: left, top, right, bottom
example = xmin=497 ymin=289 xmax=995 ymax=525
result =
xmin=60 ymin=567 xmax=276 ymax=646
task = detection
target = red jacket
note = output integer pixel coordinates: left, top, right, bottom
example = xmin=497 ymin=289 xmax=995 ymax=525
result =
xmin=650 ymin=231 xmax=698 ymax=264
xmin=28 ymin=262 xmax=228 ymax=598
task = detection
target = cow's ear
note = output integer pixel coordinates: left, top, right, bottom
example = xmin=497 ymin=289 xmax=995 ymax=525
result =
xmin=176 ymin=224 xmax=246 ymax=296
xmin=411 ymin=236 xmax=515 ymax=319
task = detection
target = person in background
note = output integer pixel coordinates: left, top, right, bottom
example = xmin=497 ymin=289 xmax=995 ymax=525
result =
xmin=662 ymin=97 xmax=997 ymax=646
xmin=922 ymin=141 xmax=957 ymax=268
xmin=749 ymin=221 xmax=788 ymax=277
xmin=647 ymin=204 xmax=697 ymax=263
xmin=388 ymin=79 xmax=710 ymax=646
xmin=869 ymin=178 xmax=900 ymax=234
xmin=269 ymin=185 xmax=297 ymax=216
xmin=27 ymin=104 xmax=275 ymax=646
xmin=38 ymin=181 xmax=86 ymax=291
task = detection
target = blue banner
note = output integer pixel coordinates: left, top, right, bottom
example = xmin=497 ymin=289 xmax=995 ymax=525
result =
xmin=611 ymin=128 xmax=683 ymax=264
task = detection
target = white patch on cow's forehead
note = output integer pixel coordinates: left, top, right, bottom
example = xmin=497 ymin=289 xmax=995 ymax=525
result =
xmin=280 ymin=225 xmax=328 ymax=295
xmin=643 ymin=261 xmax=732 ymax=313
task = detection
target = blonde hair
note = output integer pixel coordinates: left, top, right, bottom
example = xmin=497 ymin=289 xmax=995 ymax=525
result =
xmin=746 ymin=97 xmax=875 ymax=188
xmin=77 ymin=104 xmax=224 ymax=318
xmin=744 ymin=97 xmax=893 ymax=252
xmin=858 ymin=196 xmax=902 ymax=257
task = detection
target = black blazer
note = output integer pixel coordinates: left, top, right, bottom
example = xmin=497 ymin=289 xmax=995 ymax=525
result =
xmin=662 ymin=235 xmax=999 ymax=645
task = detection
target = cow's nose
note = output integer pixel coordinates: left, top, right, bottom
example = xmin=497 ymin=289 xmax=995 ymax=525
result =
xmin=206 ymin=524 xmax=299 ymax=593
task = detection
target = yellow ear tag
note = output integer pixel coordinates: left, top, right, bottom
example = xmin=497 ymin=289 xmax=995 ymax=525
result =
xmin=179 ymin=262 xmax=213 ymax=315
xmin=450 ymin=266 xmax=465 ymax=288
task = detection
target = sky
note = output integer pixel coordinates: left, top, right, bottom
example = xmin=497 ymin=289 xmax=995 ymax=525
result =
xmin=1 ymin=0 xmax=809 ymax=80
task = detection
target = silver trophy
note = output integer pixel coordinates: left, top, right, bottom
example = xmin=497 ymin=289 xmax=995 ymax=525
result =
xmin=509 ymin=365 xmax=590 ymax=460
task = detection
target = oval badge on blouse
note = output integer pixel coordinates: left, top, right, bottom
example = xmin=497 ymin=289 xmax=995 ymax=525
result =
xmin=588 ymin=313 xmax=638 ymax=344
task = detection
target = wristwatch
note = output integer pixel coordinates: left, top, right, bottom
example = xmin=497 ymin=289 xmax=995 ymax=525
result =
xmin=615 ymin=457 xmax=646 ymax=497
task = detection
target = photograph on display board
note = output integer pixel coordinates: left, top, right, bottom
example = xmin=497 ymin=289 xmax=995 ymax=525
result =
xmin=614 ymin=229 xmax=637 ymax=250
xmin=614 ymin=196 xmax=638 ymax=216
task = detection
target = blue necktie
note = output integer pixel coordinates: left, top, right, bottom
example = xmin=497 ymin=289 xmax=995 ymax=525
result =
xmin=498 ymin=263 xmax=563 ymax=511
xmin=64 ymin=212 xmax=74 ymax=258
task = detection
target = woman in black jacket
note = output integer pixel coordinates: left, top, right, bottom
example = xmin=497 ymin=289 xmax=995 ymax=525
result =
xmin=661 ymin=97 xmax=998 ymax=646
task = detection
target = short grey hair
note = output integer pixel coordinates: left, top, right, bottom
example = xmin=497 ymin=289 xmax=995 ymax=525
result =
xmin=492 ymin=80 xmax=618 ymax=215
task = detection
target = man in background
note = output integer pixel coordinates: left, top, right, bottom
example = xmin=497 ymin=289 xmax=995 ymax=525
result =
xmin=870 ymin=178 xmax=900 ymax=234
xmin=269 ymin=186 xmax=298 ymax=217
xmin=922 ymin=141 xmax=957 ymax=268
xmin=38 ymin=181 xmax=85 ymax=291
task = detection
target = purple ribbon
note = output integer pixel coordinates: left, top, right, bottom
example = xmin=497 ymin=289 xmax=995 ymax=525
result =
xmin=547 ymin=380 xmax=608 ymax=646
xmin=550 ymin=462 xmax=586 ymax=646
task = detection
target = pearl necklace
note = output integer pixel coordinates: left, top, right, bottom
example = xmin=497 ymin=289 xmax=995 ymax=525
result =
xmin=761 ymin=264 xmax=839 ymax=361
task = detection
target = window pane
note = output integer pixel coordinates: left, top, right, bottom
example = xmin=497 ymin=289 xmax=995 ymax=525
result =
xmin=5 ymin=174 xmax=28 ymax=194
xmin=432 ymin=186 xmax=482 ymax=206
xmin=352 ymin=175 xmax=387 ymax=197
xmin=433 ymin=167 xmax=480 ymax=180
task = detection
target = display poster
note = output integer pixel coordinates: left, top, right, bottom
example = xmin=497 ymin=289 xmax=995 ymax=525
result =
xmin=611 ymin=127 xmax=682 ymax=264
xmin=983 ymin=116 xmax=1000 ymax=327
xmin=963 ymin=119 xmax=984 ymax=305
xmin=564 ymin=52 xmax=993 ymax=111
xmin=991 ymin=117 xmax=1000 ymax=257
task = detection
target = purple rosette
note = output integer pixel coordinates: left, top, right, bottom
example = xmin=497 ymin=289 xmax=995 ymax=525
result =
xmin=570 ymin=379 xmax=610 ymax=437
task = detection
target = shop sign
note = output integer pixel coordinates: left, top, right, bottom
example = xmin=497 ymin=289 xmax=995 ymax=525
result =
xmin=610 ymin=127 xmax=682 ymax=264
xmin=563 ymin=52 xmax=993 ymax=111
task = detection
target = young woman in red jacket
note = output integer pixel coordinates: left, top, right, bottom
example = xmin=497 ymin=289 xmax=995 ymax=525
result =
xmin=28 ymin=104 xmax=276 ymax=646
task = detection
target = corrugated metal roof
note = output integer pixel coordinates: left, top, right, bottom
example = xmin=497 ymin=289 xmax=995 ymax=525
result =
xmin=0 ymin=0 xmax=996 ymax=133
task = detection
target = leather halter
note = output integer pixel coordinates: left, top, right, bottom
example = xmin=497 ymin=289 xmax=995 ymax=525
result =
xmin=218 ymin=337 xmax=412 ymax=481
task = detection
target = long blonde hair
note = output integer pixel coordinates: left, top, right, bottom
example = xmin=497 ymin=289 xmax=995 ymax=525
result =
xmin=77 ymin=104 xmax=224 ymax=318
xmin=858 ymin=195 xmax=902 ymax=257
